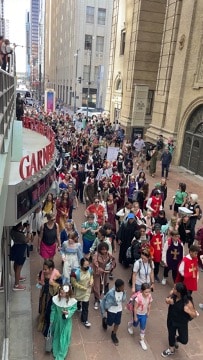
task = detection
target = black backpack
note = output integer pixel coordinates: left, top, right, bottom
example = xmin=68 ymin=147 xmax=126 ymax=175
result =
xmin=131 ymin=240 xmax=141 ymax=262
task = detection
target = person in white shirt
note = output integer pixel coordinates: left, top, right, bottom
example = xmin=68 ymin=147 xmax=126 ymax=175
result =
xmin=100 ymin=279 xmax=126 ymax=346
xmin=133 ymin=134 xmax=145 ymax=157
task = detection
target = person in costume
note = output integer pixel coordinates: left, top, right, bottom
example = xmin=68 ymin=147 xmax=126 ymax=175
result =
xmin=37 ymin=259 xmax=61 ymax=335
xmin=60 ymin=232 xmax=83 ymax=284
xmin=177 ymin=244 xmax=199 ymax=293
xmin=161 ymin=230 xmax=183 ymax=286
xmin=150 ymin=223 xmax=163 ymax=283
xmin=50 ymin=285 xmax=77 ymax=360
xmin=146 ymin=189 xmax=162 ymax=218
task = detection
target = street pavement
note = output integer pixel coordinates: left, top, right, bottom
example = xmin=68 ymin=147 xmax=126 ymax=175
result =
xmin=14 ymin=163 xmax=203 ymax=360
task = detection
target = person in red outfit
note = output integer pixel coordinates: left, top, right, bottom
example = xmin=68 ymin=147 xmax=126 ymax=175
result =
xmin=146 ymin=190 xmax=162 ymax=218
xmin=85 ymin=197 xmax=105 ymax=226
xmin=177 ymin=244 xmax=199 ymax=293
xmin=150 ymin=223 xmax=163 ymax=282
xmin=111 ymin=168 xmax=121 ymax=189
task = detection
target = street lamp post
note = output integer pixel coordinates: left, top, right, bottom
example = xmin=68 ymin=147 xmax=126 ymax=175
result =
xmin=87 ymin=43 xmax=93 ymax=118
xmin=74 ymin=49 xmax=79 ymax=113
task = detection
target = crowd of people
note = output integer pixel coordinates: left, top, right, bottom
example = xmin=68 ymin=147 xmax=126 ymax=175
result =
xmin=9 ymin=108 xmax=203 ymax=359
xmin=0 ymin=35 xmax=13 ymax=72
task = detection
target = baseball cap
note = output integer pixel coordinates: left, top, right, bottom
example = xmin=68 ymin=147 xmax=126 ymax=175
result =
xmin=127 ymin=213 xmax=135 ymax=220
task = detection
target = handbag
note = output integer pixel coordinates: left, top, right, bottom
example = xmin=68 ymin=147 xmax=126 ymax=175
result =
xmin=45 ymin=326 xmax=53 ymax=352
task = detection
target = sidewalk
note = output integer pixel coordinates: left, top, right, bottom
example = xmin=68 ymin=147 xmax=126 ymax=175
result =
xmin=10 ymin=164 xmax=203 ymax=360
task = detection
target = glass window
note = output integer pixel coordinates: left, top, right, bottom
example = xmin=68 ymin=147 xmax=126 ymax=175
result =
xmin=146 ymin=90 xmax=154 ymax=115
xmin=96 ymin=36 xmax=104 ymax=52
xmin=98 ymin=8 xmax=106 ymax=25
xmin=83 ymin=65 xmax=90 ymax=81
xmin=86 ymin=6 xmax=94 ymax=23
xmin=120 ymin=29 xmax=126 ymax=55
xmin=85 ymin=35 xmax=92 ymax=50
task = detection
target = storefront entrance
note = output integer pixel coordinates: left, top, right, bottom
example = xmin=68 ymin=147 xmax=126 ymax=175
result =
xmin=181 ymin=105 xmax=203 ymax=176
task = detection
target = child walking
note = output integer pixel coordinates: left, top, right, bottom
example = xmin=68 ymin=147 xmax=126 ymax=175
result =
xmin=100 ymin=279 xmax=126 ymax=346
xmin=127 ymin=283 xmax=153 ymax=350
xmin=70 ymin=258 xmax=93 ymax=328
xmin=60 ymin=231 xmax=83 ymax=284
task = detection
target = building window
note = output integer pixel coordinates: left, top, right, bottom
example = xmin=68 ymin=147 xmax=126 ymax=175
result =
xmin=96 ymin=36 xmax=104 ymax=52
xmin=98 ymin=8 xmax=106 ymax=25
xmin=86 ymin=6 xmax=94 ymax=23
xmin=83 ymin=65 xmax=90 ymax=81
xmin=146 ymin=90 xmax=154 ymax=115
xmin=120 ymin=29 xmax=126 ymax=55
xmin=85 ymin=35 xmax=92 ymax=50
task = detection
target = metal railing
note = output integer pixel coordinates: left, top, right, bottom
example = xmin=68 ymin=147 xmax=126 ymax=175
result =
xmin=0 ymin=69 xmax=15 ymax=153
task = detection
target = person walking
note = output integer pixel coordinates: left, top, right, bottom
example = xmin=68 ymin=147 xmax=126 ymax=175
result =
xmin=71 ymin=258 xmax=93 ymax=328
xmin=50 ymin=285 xmax=77 ymax=360
xmin=161 ymin=282 xmax=198 ymax=357
xmin=160 ymin=147 xmax=172 ymax=179
xmin=127 ymin=283 xmax=153 ymax=350
xmin=100 ymin=279 xmax=126 ymax=346
xmin=38 ymin=213 xmax=60 ymax=260
xmin=131 ymin=247 xmax=155 ymax=293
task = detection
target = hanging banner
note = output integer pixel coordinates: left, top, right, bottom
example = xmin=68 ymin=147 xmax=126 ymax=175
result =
xmin=45 ymin=89 xmax=56 ymax=112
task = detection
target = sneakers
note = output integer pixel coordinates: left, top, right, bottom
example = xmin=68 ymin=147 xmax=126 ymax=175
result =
xmin=199 ymin=303 xmax=203 ymax=310
xmin=94 ymin=301 xmax=99 ymax=310
xmin=111 ymin=331 xmax=119 ymax=346
xmin=102 ymin=317 xmax=107 ymax=330
xmin=127 ymin=322 xmax=134 ymax=335
xmin=140 ymin=339 xmax=147 ymax=350
xmin=161 ymin=278 xmax=167 ymax=285
xmin=19 ymin=276 xmax=26 ymax=282
xmin=13 ymin=284 xmax=26 ymax=291
xmin=83 ymin=321 xmax=91 ymax=328
xmin=161 ymin=348 xmax=175 ymax=357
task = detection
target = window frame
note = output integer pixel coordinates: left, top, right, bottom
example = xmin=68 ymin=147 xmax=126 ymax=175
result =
xmin=98 ymin=8 xmax=106 ymax=25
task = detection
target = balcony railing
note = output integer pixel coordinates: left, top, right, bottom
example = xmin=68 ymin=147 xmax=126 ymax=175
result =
xmin=0 ymin=69 xmax=15 ymax=154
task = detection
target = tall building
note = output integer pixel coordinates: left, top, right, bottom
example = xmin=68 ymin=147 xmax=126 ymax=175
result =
xmin=38 ymin=0 xmax=45 ymax=100
xmin=0 ymin=0 xmax=5 ymax=36
xmin=106 ymin=0 xmax=203 ymax=176
xmin=30 ymin=0 xmax=40 ymax=90
xmin=45 ymin=0 xmax=113 ymax=109
xmin=4 ymin=18 xmax=9 ymax=38
xmin=146 ymin=0 xmax=203 ymax=176
xmin=105 ymin=0 xmax=167 ymax=141
xmin=25 ymin=11 xmax=31 ymax=79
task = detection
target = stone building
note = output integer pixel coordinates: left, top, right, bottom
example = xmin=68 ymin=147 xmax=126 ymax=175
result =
xmin=44 ymin=0 xmax=113 ymax=110
xmin=147 ymin=0 xmax=203 ymax=176
xmin=106 ymin=0 xmax=203 ymax=176
xmin=105 ymin=0 xmax=167 ymax=142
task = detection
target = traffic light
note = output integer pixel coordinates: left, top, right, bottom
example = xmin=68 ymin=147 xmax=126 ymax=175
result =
xmin=78 ymin=77 xmax=82 ymax=83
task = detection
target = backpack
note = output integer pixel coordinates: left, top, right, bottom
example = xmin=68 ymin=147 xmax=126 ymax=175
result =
xmin=126 ymin=291 xmax=142 ymax=312
xmin=195 ymin=204 xmax=202 ymax=220
xmin=71 ymin=267 xmax=92 ymax=281
xmin=132 ymin=190 xmax=139 ymax=202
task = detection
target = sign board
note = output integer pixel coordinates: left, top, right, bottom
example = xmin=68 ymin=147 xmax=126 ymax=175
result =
xmin=17 ymin=167 xmax=55 ymax=220
xmin=45 ymin=89 xmax=56 ymax=112
xmin=107 ymin=147 xmax=120 ymax=162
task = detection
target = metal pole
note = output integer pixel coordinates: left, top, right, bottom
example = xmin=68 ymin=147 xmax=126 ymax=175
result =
xmin=87 ymin=48 xmax=92 ymax=118
xmin=39 ymin=63 xmax=42 ymax=105
xmin=74 ymin=49 xmax=79 ymax=113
